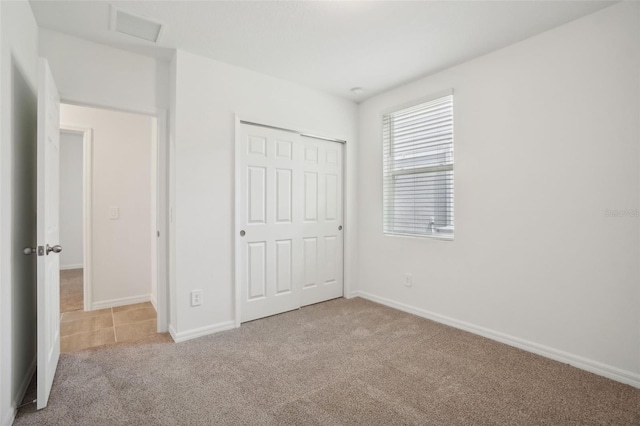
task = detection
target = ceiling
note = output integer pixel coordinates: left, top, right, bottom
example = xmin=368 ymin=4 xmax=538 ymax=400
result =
xmin=29 ymin=1 xmax=616 ymax=102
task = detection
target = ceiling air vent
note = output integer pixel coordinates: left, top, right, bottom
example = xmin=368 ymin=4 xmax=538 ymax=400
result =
xmin=111 ymin=7 xmax=163 ymax=43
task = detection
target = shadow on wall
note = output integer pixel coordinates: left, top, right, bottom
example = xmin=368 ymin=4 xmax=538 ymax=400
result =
xmin=10 ymin=53 xmax=38 ymax=398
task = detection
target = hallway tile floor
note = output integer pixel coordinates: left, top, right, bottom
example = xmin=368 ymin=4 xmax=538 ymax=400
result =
xmin=60 ymin=302 xmax=157 ymax=353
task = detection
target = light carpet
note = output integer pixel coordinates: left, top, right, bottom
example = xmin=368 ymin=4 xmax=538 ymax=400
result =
xmin=15 ymin=298 xmax=640 ymax=425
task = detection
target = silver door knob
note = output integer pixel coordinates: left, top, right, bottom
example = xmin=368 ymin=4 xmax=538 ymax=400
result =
xmin=23 ymin=247 xmax=36 ymax=255
xmin=240 ymin=230 xmax=246 ymax=237
xmin=46 ymin=244 xmax=62 ymax=255
xmin=338 ymin=226 xmax=343 ymax=231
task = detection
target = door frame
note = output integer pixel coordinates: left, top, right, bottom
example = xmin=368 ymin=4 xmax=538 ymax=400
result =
xmin=59 ymin=101 xmax=170 ymax=333
xmin=59 ymin=125 xmax=93 ymax=312
xmin=233 ymin=115 xmax=347 ymax=327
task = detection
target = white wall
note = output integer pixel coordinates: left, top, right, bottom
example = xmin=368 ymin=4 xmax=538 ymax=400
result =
xmin=59 ymin=131 xmax=83 ymax=269
xmin=60 ymin=104 xmax=154 ymax=308
xmin=39 ymin=28 xmax=169 ymax=115
xmin=0 ymin=1 xmax=39 ymax=425
xmin=357 ymin=1 xmax=640 ymax=385
xmin=170 ymin=50 xmax=358 ymax=339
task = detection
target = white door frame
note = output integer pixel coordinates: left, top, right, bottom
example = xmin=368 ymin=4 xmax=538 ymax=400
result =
xmin=154 ymin=109 xmax=169 ymax=333
xmin=59 ymin=101 xmax=170 ymax=333
xmin=233 ymin=115 xmax=347 ymax=327
xmin=59 ymin=125 xmax=93 ymax=312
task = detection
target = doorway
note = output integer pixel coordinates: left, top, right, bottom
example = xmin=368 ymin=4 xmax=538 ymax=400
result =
xmin=58 ymin=130 xmax=84 ymax=313
xmin=58 ymin=103 xmax=161 ymax=352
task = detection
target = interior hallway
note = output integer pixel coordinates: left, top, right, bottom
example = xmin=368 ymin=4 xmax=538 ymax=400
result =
xmin=59 ymin=270 xmax=158 ymax=353
xmin=60 ymin=269 xmax=83 ymax=313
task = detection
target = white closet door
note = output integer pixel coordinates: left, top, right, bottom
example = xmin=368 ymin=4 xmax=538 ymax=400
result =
xmin=238 ymin=124 xmax=343 ymax=323
xmin=299 ymin=137 xmax=343 ymax=307
xmin=238 ymin=125 xmax=302 ymax=322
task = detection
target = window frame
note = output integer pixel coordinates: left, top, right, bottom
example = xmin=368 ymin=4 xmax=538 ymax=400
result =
xmin=381 ymin=89 xmax=455 ymax=241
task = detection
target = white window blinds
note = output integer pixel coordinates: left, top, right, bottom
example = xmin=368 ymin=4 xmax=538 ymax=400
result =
xmin=383 ymin=93 xmax=454 ymax=238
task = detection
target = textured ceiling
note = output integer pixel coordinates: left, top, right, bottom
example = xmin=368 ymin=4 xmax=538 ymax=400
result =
xmin=30 ymin=1 xmax=616 ymax=102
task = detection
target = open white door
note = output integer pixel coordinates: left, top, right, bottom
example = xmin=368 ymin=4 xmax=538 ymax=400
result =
xmin=36 ymin=58 xmax=61 ymax=410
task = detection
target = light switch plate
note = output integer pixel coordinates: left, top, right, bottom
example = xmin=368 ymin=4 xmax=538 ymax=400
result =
xmin=109 ymin=206 xmax=119 ymax=220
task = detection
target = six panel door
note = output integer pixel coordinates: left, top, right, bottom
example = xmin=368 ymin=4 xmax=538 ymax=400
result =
xmin=36 ymin=58 xmax=61 ymax=409
xmin=298 ymin=137 xmax=343 ymax=307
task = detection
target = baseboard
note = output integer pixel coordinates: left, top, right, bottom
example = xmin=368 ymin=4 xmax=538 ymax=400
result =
xmin=1 ymin=406 xmax=15 ymax=426
xmin=168 ymin=324 xmax=178 ymax=342
xmin=356 ymin=291 xmax=640 ymax=389
xmin=60 ymin=264 xmax=83 ymax=271
xmin=149 ymin=293 xmax=157 ymax=312
xmin=3 ymin=356 xmax=37 ymax=426
xmin=344 ymin=290 xmax=358 ymax=299
xmin=347 ymin=291 xmax=360 ymax=299
xmin=169 ymin=321 xmax=236 ymax=343
xmin=16 ymin=356 xmax=36 ymax=406
xmin=91 ymin=294 xmax=151 ymax=311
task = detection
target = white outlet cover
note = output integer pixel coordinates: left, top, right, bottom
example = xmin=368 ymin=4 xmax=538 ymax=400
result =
xmin=109 ymin=206 xmax=119 ymax=220
xmin=191 ymin=290 xmax=203 ymax=306
xmin=405 ymin=273 xmax=413 ymax=287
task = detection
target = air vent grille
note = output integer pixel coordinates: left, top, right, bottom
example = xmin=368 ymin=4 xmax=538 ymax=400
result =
xmin=112 ymin=9 xmax=163 ymax=43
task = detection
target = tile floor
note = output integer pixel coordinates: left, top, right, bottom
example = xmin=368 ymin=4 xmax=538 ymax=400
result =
xmin=60 ymin=302 xmax=157 ymax=353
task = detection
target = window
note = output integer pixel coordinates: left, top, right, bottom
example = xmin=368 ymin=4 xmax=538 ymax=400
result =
xmin=383 ymin=92 xmax=454 ymax=239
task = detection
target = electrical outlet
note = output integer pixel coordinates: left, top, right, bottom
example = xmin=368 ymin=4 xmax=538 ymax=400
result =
xmin=109 ymin=206 xmax=119 ymax=220
xmin=404 ymin=273 xmax=413 ymax=287
xmin=191 ymin=290 xmax=203 ymax=306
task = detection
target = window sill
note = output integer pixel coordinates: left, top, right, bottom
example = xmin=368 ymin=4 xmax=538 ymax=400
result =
xmin=383 ymin=232 xmax=454 ymax=241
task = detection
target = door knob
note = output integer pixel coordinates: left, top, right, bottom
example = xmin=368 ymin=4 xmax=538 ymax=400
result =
xmin=240 ymin=230 xmax=246 ymax=237
xmin=46 ymin=244 xmax=62 ymax=255
xmin=23 ymin=247 xmax=36 ymax=255
xmin=338 ymin=226 xmax=343 ymax=231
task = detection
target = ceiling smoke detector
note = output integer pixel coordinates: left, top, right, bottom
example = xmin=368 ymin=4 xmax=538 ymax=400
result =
xmin=110 ymin=6 xmax=164 ymax=43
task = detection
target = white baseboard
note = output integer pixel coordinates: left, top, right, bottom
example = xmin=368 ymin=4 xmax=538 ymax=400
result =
xmin=60 ymin=264 xmax=83 ymax=271
xmin=1 ymin=407 xmax=15 ymax=426
xmin=344 ymin=291 xmax=358 ymax=299
xmin=149 ymin=293 xmax=157 ymax=312
xmin=169 ymin=321 xmax=236 ymax=343
xmin=168 ymin=324 xmax=177 ymax=342
xmin=2 ymin=356 xmax=37 ymax=426
xmin=91 ymin=294 xmax=151 ymax=311
xmin=16 ymin=356 xmax=36 ymax=406
xmin=355 ymin=291 xmax=640 ymax=389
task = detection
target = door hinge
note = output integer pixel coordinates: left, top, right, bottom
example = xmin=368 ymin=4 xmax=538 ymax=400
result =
xmin=157 ymin=230 xmax=160 ymax=237
xmin=37 ymin=246 xmax=45 ymax=256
